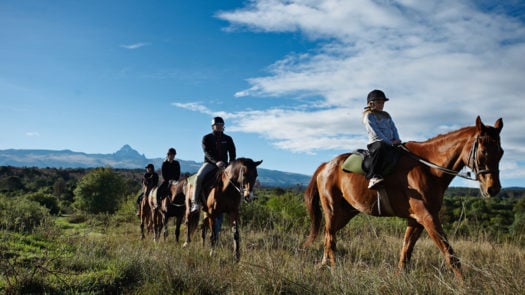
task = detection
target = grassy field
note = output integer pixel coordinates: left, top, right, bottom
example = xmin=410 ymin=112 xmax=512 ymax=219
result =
xmin=2 ymin=208 xmax=524 ymax=295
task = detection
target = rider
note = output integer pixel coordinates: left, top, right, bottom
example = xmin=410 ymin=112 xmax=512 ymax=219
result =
xmin=136 ymin=163 xmax=159 ymax=215
xmin=190 ymin=116 xmax=236 ymax=212
xmin=362 ymin=89 xmax=402 ymax=189
xmin=157 ymin=147 xmax=181 ymax=207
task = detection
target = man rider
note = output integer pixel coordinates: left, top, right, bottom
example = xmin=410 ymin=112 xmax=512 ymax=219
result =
xmin=190 ymin=116 xmax=236 ymax=212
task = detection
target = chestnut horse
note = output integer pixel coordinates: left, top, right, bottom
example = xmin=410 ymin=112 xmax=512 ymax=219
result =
xmin=303 ymin=116 xmax=503 ymax=279
xmin=139 ymin=188 xmax=153 ymax=240
xmin=183 ymin=158 xmax=262 ymax=261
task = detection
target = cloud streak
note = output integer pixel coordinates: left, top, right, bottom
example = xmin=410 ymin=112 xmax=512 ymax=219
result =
xmin=120 ymin=42 xmax=150 ymax=49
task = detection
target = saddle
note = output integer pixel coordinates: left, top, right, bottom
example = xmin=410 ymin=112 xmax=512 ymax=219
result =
xmin=187 ymin=167 xmax=220 ymax=205
xmin=342 ymin=148 xmax=400 ymax=177
xmin=342 ymin=148 xmax=400 ymax=216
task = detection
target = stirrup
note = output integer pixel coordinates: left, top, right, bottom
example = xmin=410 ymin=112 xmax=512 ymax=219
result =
xmin=190 ymin=202 xmax=201 ymax=213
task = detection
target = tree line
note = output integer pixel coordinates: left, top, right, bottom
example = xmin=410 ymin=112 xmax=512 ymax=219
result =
xmin=0 ymin=165 xmax=524 ymax=243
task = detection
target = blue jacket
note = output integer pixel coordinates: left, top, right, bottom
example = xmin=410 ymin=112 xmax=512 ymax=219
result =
xmin=363 ymin=110 xmax=400 ymax=145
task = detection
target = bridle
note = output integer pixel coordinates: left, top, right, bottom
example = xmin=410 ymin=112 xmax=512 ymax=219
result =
xmin=466 ymin=136 xmax=500 ymax=178
xmin=225 ymin=166 xmax=251 ymax=200
xmin=398 ymin=135 xmax=499 ymax=181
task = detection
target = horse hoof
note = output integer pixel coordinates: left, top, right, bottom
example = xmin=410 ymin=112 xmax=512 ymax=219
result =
xmin=182 ymin=242 xmax=189 ymax=248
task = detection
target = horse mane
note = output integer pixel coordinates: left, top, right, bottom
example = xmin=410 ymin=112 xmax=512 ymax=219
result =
xmin=417 ymin=125 xmax=475 ymax=145
xmin=404 ymin=125 xmax=476 ymax=155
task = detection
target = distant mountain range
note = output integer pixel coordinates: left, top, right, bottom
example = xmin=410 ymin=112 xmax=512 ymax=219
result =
xmin=0 ymin=145 xmax=311 ymax=187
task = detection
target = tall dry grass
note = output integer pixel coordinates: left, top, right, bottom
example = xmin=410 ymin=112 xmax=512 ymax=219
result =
xmin=2 ymin=212 xmax=524 ymax=294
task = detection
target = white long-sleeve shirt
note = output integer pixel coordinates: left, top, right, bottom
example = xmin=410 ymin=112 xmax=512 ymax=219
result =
xmin=363 ymin=111 xmax=401 ymax=145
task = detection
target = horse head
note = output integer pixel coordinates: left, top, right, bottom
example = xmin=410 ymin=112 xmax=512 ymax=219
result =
xmin=226 ymin=158 xmax=263 ymax=202
xmin=469 ymin=116 xmax=504 ymax=198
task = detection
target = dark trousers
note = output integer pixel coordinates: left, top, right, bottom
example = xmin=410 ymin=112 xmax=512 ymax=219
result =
xmin=366 ymin=141 xmax=396 ymax=180
xmin=136 ymin=192 xmax=144 ymax=204
xmin=158 ymin=181 xmax=170 ymax=200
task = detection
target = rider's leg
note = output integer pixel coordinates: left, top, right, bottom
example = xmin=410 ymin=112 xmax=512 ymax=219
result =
xmin=191 ymin=162 xmax=215 ymax=212
xmin=136 ymin=191 xmax=144 ymax=216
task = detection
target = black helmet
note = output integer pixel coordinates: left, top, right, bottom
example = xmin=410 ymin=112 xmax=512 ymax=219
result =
xmin=211 ymin=116 xmax=225 ymax=125
xmin=367 ymin=89 xmax=389 ymax=103
xmin=167 ymin=147 xmax=176 ymax=155
xmin=145 ymin=163 xmax=154 ymax=169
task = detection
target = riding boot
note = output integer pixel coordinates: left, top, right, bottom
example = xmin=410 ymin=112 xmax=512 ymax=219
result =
xmin=190 ymin=186 xmax=202 ymax=212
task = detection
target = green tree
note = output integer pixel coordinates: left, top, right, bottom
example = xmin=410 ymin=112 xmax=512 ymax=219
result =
xmin=73 ymin=167 xmax=126 ymax=214
xmin=26 ymin=189 xmax=60 ymax=215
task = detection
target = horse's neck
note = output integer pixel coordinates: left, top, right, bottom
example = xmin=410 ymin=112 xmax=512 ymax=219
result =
xmin=408 ymin=127 xmax=475 ymax=173
xmin=219 ymin=167 xmax=234 ymax=192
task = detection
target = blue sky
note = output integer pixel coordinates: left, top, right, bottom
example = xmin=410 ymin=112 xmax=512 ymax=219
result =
xmin=1 ymin=0 xmax=524 ymax=188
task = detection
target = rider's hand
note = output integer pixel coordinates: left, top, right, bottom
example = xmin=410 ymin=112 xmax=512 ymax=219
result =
xmin=392 ymin=139 xmax=402 ymax=146
xmin=216 ymin=161 xmax=226 ymax=169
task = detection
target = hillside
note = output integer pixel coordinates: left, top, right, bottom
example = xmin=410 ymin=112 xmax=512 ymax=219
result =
xmin=0 ymin=145 xmax=310 ymax=187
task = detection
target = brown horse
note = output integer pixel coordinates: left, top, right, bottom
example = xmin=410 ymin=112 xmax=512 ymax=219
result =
xmin=139 ymin=188 xmax=153 ymax=239
xmin=158 ymin=178 xmax=187 ymax=242
xmin=303 ymin=116 xmax=503 ymax=279
xmin=183 ymin=158 xmax=262 ymax=261
xmin=147 ymin=187 xmax=165 ymax=242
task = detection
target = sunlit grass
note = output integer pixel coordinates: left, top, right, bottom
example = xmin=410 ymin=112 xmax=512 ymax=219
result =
xmin=2 ymin=213 xmax=525 ymax=294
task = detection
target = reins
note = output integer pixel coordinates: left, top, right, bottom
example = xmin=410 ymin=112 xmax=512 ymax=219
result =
xmin=398 ymin=142 xmax=479 ymax=181
xmin=223 ymin=166 xmax=245 ymax=195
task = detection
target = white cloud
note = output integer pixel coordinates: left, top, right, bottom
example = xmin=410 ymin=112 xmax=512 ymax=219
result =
xmin=120 ymin=42 xmax=150 ymax=49
xmin=177 ymin=1 xmax=525 ymax=183
xmin=26 ymin=132 xmax=40 ymax=137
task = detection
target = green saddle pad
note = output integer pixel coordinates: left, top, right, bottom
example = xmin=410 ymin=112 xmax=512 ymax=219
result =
xmin=342 ymin=153 xmax=365 ymax=175
xmin=187 ymin=174 xmax=197 ymax=186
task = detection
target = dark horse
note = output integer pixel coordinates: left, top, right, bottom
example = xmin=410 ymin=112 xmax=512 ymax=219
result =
xmin=183 ymin=158 xmax=262 ymax=261
xmin=158 ymin=178 xmax=187 ymax=242
xmin=144 ymin=180 xmax=187 ymax=242
xmin=303 ymin=116 xmax=503 ymax=279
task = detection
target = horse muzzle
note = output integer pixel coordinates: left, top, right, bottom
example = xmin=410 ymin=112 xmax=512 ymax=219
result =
xmin=244 ymin=191 xmax=256 ymax=202
xmin=479 ymin=174 xmax=501 ymax=198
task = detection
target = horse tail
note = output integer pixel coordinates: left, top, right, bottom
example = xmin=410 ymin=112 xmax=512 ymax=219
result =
xmin=302 ymin=163 xmax=326 ymax=248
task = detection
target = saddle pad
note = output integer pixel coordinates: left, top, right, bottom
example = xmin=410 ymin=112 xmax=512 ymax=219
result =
xmin=342 ymin=153 xmax=365 ymax=175
xmin=187 ymin=174 xmax=197 ymax=186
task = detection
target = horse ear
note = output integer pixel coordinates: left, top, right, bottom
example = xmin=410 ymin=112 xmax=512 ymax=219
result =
xmin=475 ymin=116 xmax=486 ymax=132
xmin=254 ymin=160 xmax=263 ymax=167
xmin=494 ymin=118 xmax=503 ymax=134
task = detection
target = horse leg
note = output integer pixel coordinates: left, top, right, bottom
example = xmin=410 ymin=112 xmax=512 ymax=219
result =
xmin=419 ymin=212 xmax=463 ymax=280
xmin=232 ymin=219 xmax=240 ymax=262
xmin=319 ymin=192 xmax=357 ymax=268
xmin=183 ymin=211 xmax=199 ymax=247
xmin=163 ymin=214 xmax=169 ymax=241
xmin=140 ymin=218 xmax=145 ymax=240
xmin=208 ymin=215 xmax=217 ymax=256
xmin=398 ymin=218 xmax=424 ymax=272
xmin=174 ymin=215 xmax=182 ymax=243
xmin=153 ymin=210 xmax=161 ymax=242
xmin=201 ymin=215 xmax=208 ymax=247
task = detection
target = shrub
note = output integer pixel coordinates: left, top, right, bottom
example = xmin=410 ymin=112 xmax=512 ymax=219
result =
xmin=26 ymin=190 xmax=60 ymax=215
xmin=73 ymin=167 xmax=127 ymax=214
xmin=0 ymin=194 xmax=50 ymax=232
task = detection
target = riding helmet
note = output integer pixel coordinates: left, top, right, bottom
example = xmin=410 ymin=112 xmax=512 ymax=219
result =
xmin=367 ymin=89 xmax=389 ymax=103
xmin=145 ymin=163 xmax=154 ymax=169
xmin=167 ymin=147 xmax=176 ymax=155
xmin=211 ymin=116 xmax=225 ymax=125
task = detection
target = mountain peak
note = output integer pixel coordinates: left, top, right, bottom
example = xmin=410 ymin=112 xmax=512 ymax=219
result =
xmin=114 ymin=145 xmax=142 ymax=158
